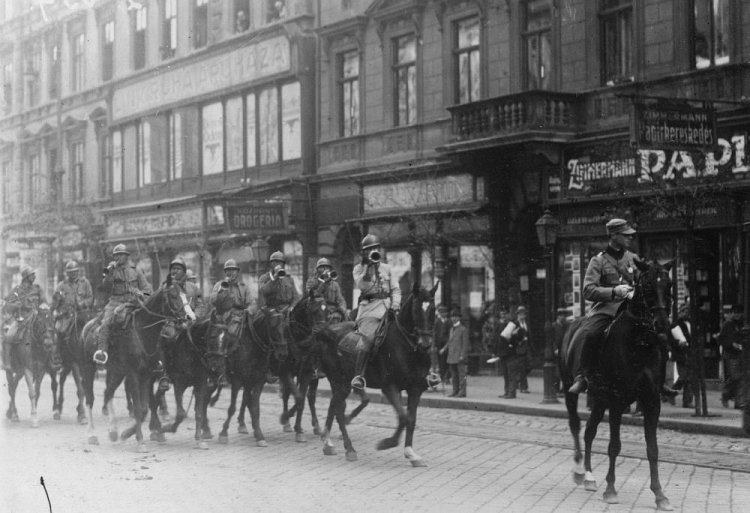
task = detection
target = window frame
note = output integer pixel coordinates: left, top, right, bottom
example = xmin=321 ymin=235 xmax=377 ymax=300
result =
xmin=132 ymin=4 xmax=148 ymax=70
xmin=25 ymin=39 xmax=42 ymax=107
xmin=70 ymin=140 xmax=84 ymax=202
xmin=691 ymin=0 xmax=731 ymax=69
xmin=1 ymin=160 xmax=10 ymax=215
xmin=453 ymin=16 xmax=481 ymax=103
xmin=29 ymin=153 xmax=42 ymax=207
xmin=161 ymin=0 xmax=177 ymax=60
xmin=71 ymin=31 xmax=85 ymax=92
xmin=521 ymin=0 xmax=551 ymax=91
xmin=392 ymin=33 xmax=417 ymax=127
xmin=337 ymin=50 xmax=360 ymax=137
xmin=193 ymin=0 xmax=208 ymax=49
xmin=101 ymin=19 xmax=115 ymax=81
xmin=599 ymin=0 xmax=633 ymax=85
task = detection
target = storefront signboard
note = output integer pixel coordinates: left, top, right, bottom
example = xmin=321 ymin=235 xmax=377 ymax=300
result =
xmin=112 ymin=36 xmax=291 ymax=121
xmin=225 ymin=203 xmax=287 ymax=233
xmin=106 ymin=206 xmax=223 ymax=239
xmin=363 ymin=174 xmax=474 ymax=213
xmin=631 ymin=102 xmax=717 ymax=151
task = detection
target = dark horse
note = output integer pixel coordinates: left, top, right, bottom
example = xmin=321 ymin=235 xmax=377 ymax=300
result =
xmin=81 ymin=283 xmax=188 ymax=451
xmin=5 ymin=308 xmax=60 ymax=427
xmin=316 ymin=283 xmax=437 ymax=465
xmin=156 ymin=315 xmax=227 ymax=449
xmin=53 ymin=306 xmax=94 ymax=424
xmin=560 ymin=259 xmax=674 ymax=511
xmin=218 ymin=308 xmax=282 ymax=446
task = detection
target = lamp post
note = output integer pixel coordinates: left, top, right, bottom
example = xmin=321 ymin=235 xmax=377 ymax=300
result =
xmin=741 ymin=222 xmax=750 ymax=434
xmin=249 ymin=236 xmax=270 ymax=281
xmin=535 ymin=209 xmax=560 ymax=404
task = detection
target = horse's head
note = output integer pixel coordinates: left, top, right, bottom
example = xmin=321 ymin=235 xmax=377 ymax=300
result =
xmin=144 ymin=278 xmax=188 ymax=319
xmin=198 ymin=319 xmax=227 ymax=378
xmin=291 ymin=290 xmax=328 ymax=337
xmin=252 ymin=307 xmax=283 ymax=349
xmin=633 ymin=259 xmax=673 ymax=334
xmin=398 ymin=281 xmax=438 ymax=345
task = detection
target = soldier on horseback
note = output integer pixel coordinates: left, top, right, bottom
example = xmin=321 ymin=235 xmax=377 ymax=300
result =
xmin=568 ymin=219 xmax=678 ymax=397
xmin=51 ymin=260 xmax=94 ymax=328
xmin=350 ymin=234 xmax=401 ymax=391
xmin=210 ymin=258 xmax=253 ymax=343
xmin=157 ymin=257 xmax=204 ymax=391
xmin=306 ymin=258 xmax=347 ymax=324
xmin=259 ymin=251 xmax=299 ymax=380
xmin=2 ymin=267 xmax=49 ymax=370
xmin=93 ymin=244 xmax=152 ymax=365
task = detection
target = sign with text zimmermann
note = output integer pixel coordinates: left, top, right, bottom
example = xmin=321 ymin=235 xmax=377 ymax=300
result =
xmin=226 ymin=203 xmax=287 ymax=233
xmin=631 ymin=102 xmax=717 ymax=151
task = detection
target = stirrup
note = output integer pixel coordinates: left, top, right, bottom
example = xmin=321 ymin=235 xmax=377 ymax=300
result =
xmin=93 ymin=350 xmax=108 ymax=365
xmin=426 ymin=372 xmax=441 ymax=388
xmin=265 ymin=372 xmax=278 ymax=384
xmin=351 ymin=375 xmax=366 ymax=390
xmin=158 ymin=376 xmax=171 ymax=392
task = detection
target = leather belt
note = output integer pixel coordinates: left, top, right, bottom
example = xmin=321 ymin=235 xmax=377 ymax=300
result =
xmin=363 ymin=292 xmax=389 ymax=301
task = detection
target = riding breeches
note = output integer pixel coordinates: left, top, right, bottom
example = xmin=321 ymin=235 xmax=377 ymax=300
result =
xmin=572 ymin=312 xmax=613 ymax=374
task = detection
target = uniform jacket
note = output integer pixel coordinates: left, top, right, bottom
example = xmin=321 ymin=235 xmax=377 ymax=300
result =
xmin=305 ymin=275 xmax=347 ymax=313
xmin=353 ymin=261 xmax=401 ymax=321
xmin=103 ymin=263 xmax=152 ymax=302
xmin=669 ymin=318 xmax=692 ymax=366
xmin=446 ymin=322 xmax=469 ymax=364
xmin=161 ymin=278 xmax=206 ymax=319
xmin=210 ymin=279 xmax=252 ymax=313
xmin=718 ymin=318 xmax=743 ymax=358
xmin=52 ymin=277 xmax=93 ymax=313
xmin=258 ymin=273 xmax=299 ymax=310
xmin=583 ymin=246 xmax=640 ymax=317
xmin=4 ymin=282 xmax=47 ymax=317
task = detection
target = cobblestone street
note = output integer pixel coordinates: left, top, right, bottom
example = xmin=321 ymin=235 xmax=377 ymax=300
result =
xmin=3 ymin=377 xmax=750 ymax=513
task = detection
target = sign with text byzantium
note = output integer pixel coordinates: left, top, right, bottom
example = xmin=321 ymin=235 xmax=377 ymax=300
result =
xmin=557 ymin=132 xmax=750 ymax=199
xmin=225 ymin=202 xmax=288 ymax=234
xmin=631 ymin=102 xmax=717 ymax=151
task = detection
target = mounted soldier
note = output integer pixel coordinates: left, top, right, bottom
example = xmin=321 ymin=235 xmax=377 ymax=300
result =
xmin=2 ymin=266 xmax=49 ymax=370
xmin=350 ymin=234 xmax=401 ymax=391
xmin=306 ymin=257 xmax=347 ymax=324
xmin=157 ymin=257 xmax=205 ymax=391
xmin=93 ymin=244 xmax=152 ymax=365
xmin=210 ymin=259 xmax=254 ymax=348
xmin=51 ymin=260 xmax=94 ymax=332
xmin=258 ymin=251 xmax=300 ymax=376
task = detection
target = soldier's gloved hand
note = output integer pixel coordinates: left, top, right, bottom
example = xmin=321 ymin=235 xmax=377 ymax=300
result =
xmin=613 ymin=284 xmax=632 ymax=299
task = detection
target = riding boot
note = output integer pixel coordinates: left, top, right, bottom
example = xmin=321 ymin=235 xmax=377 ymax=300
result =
xmin=351 ymin=348 xmax=369 ymax=391
xmin=568 ymin=335 xmax=596 ymax=394
xmin=659 ymin=355 xmax=678 ymax=397
xmin=94 ymin=323 xmax=110 ymax=364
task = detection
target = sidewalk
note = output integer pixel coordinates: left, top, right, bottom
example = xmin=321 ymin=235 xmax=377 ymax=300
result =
xmin=289 ymin=374 xmax=749 ymax=438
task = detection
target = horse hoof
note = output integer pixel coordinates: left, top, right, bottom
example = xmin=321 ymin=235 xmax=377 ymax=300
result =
xmin=53 ymin=411 xmax=61 ymax=421
xmin=256 ymin=440 xmax=268 ymax=448
xmin=656 ymin=499 xmax=674 ymax=511
xmin=584 ymin=480 xmax=597 ymax=492
xmin=11 ymin=414 xmax=19 ymax=423
xmin=109 ymin=430 xmax=118 ymax=442
xmin=345 ymin=450 xmax=358 ymax=462
xmin=409 ymin=459 xmax=427 ymax=468
xmin=88 ymin=435 xmax=99 ymax=445
xmin=283 ymin=424 xmax=293 ymax=433
xmin=237 ymin=425 xmax=249 ymax=435
xmin=136 ymin=443 xmax=148 ymax=453
xmin=195 ymin=440 xmax=209 ymax=450
xmin=218 ymin=434 xmax=228 ymax=444
xmin=573 ymin=472 xmax=584 ymax=486
xmin=603 ymin=492 xmax=618 ymax=504
xmin=78 ymin=416 xmax=88 ymax=425
xmin=313 ymin=426 xmax=322 ymax=436
xmin=323 ymin=445 xmax=336 ymax=456
xmin=376 ymin=438 xmax=398 ymax=451
xmin=202 ymin=431 xmax=213 ymax=440
xmin=31 ymin=418 xmax=40 ymax=428
xmin=150 ymin=432 xmax=166 ymax=443
xmin=295 ymin=433 xmax=307 ymax=443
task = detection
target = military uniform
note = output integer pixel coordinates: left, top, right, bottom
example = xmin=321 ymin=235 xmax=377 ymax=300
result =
xmin=210 ymin=269 xmax=253 ymax=343
xmin=52 ymin=275 xmax=94 ymax=315
xmin=258 ymin=265 xmax=299 ymax=360
xmin=306 ymin=275 xmax=346 ymax=321
xmin=3 ymin=268 xmax=48 ymax=369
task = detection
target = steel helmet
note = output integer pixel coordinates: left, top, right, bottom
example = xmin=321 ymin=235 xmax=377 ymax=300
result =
xmin=65 ymin=261 xmax=79 ymax=272
xmin=224 ymin=259 xmax=240 ymax=271
xmin=186 ymin=269 xmax=197 ymax=281
xmin=316 ymin=258 xmax=332 ymax=269
xmin=169 ymin=257 xmax=187 ymax=270
xmin=112 ymin=244 xmax=129 ymax=256
xmin=269 ymin=251 xmax=285 ymax=263
xmin=21 ymin=266 xmax=36 ymax=279
xmin=361 ymin=234 xmax=380 ymax=250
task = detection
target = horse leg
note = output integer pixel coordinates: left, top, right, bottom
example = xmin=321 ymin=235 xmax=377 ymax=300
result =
xmin=321 ymin=389 xmax=339 ymax=456
xmin=127 ymin=375 xmax=151 ymax=452
xmin=70 ymin=363 xmax=87 ymax=424
xmin=376 ymin=384 xmax=406 ymax=451
xmin=603 ymin=405 xmax=624 ymax=504
xmin=193 ymin=385 xmax=209 ymax=450
xmin=148 ymin=383 xmax=166 ymax=443
xmin=643 ymin=395 xmax=673 ymax=511
xmin=200 ymin=386 xmax=213 ymax=440
xmin=293 ymin=373 xmax=311 ymax=443
xmin=345 ymin=388 xmax=371 ymax=425
xmin=332 ymin=386 xmax=357 ymax=461
xmin=403 ymin=388 xmax=426 ymax=467
xmin=565 ymin=391 xmax=585 ymax=484
xmin=249 ymin=383 xmax=267 ymax=447
xmin=583 ymin=402 xmax=607 ymax=491
xmin=103 ymin=371 xmax=125 ymax=442
xmin=162 ymin=384 xmax=187 ymax=433
xmin=81 ymin=364 xmax=98 ymax=444
xmin=237 ymin=386 xmax=249 ymax=434
xmin=6 ymin=370 xmax=20 ymax=422
xmin=279 ymin=372 xmax=295 ymax=433
xmin=53 ymin=367 xmax=65 ymax=420
xmin=26 ymin=368 xmax=39 ymax=428
xmin=308 ymin=378 xmax=322 ymax=436
xmin=209 ymin=384 xmax=222 ymax=407
xmin=218 ymin=382 xmax=240 ymax=443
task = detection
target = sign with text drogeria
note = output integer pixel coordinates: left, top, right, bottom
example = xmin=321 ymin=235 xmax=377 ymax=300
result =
xmin=226 ymin=203 xmax=287 ymax=233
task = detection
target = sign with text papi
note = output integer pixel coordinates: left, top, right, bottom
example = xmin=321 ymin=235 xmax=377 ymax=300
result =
xmin=631 ymin=101 xmax=717 ymax=151
xmin=225 ymin=202 xmax=288 ymax=234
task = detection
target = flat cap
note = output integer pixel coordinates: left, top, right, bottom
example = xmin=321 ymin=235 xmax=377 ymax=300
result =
xmin=606 ymin=218 xmax=636 ymax=236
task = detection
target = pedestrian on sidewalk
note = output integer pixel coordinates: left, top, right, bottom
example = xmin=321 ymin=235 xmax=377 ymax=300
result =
xmin=440 ymin=307 xmax=468 ymax=397
xmin=669 ymin=300 xmax=695 ymax=409
xmin=433 ymin=305 xmax=451 ymax=384
xmin=719 ymin=304 xmax=743 ymax=409
xmin=499 ymin=309 xmax=528 ymax=398
xmin=514 ymin=306 xmax=532 ymax=393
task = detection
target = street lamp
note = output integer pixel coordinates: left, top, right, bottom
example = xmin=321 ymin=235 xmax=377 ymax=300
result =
xmin=535 ymin=209 xmax=560 ymax=404
xmin=249 ymin=236 xmax=270 ymax=278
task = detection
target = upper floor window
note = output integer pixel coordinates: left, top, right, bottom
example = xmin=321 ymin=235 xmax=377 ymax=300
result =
xmin=70 ymin=141 xmax=84 ymax=201
xmin=393 ymin=35 xmax=417 ymax=126
xmin=112 ymin=130 xmax=123 ymax=194
xmin=101 ymin=20 xmax=114 ymax=81
xmin=193 ymin=0 xmax=208 ymax=49
xmin=48 ymin=35 xmax=61 ymax=97
xmin=161 ymin=0 xmax=177 ymax=60
xmin=25 ymin=40 xmax=41 ymax=107
xmin=600 ymin=0 xmax=632 ymax=85
xmin=29 ymin=154 xmax=42 ymax=207
xmin=71 ymin=32 xmax=85 ymax=91
xmin=138 ymin=121 xmax=152 ymax=184
xmin=1 ymin=160 xmax=10 ymax=215
xmin=0 ymin=0 xmax=14 ymax=23
xmin=100 ymin=133 xmax=111 ymax=197
xmin=693 ymin=0 xmax=730 ymax=69
xmin=2 ymin=61 xmax=11 ymax=114
xmin=455 ymin=17 xmax=481 ymax=103
xmin=234 ymin=0 xmax=250 ymax=33
xmin=266 ymin=0 xmax=287 ymax=23
xmin=168 ymin=112 xmax=183 ymax=180
xmin=132 ymin=5 xmax=147 ymax=70
xmin=338 ymin=51 xmax=360 ymax=136
xmin=522 ymin=0 xmax=551 ymax=90
xmin=202 ymin=102 xmax=224 ymax=174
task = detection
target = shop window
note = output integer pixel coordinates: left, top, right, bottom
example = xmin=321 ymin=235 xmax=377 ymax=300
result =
xmin=1 ymin=160 xmax=10 ymax=214
xmin=48 ymin=34 xmax=61 ymax=97
xmin=226 ymin=96 xmax=244 ymax=171
xmin=338 ymin=50 xmax=359 ymax=137
xmin=393 ymin=34 xmax=417 ymax=126
xmin=144 ymin=115 xmax=168 ymax=184
xmin=522 ymin=0 xmax=551 ymax=90
xmin=137 ymin=122 xmax=151 ymax=185
xmin=181 ymin=107 xmax=200 ymax=178
xmin=281 ymin=82 xmax=301 ymax=161
xmin=112 ymin=130 xmax=122 ymax=193
xmin=266 ymin=0 xmax=287 ymax=23
xmin=101 ymin=19 xmax=114 ymax=81
xmin=693 ymin=0 xmax=730 ymax=69
xmin=70 ymin=141 xmax=84 ymax=202
xmin=161 ymin=0 xmax=177 ymax=60
xmin=258 ymin=87 xmax=279 ymax=165
xmin=245 ymin=93 xmax=257 ymax=167
xmin=599 ymin=0 xmax=632 ymax=85
xmin=201 ymin=102 xmax=224 ymax=175
xmin=123 ymin=125 xmax=137 ymax=190
xmin=455 ymin=17 xmax=481 ymax=103
xmin=168 ymin=111 xmax=182 ymax=180
xmin=193 ymin=0 xmax=208 ymax=49
xmin=132 ymin=4 xmax=147 ymax=70
xmin=71 ymin=31 xmax=85 ymax=92
xmin=2 ymin=61 xmax=11 ymax=115
xmin=234 ymin=0 xmax=250 ymax=33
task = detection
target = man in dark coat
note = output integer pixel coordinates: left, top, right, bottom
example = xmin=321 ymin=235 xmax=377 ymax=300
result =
xmin=440 ymin=308 xmax=469 ymax=397
xmin=669 ymin=301 xmax=694 ymax=408
xmin=433 ymin=305 xmax=451 ymax=383
xmin=719 ymin=304 xmax=743 ymax=408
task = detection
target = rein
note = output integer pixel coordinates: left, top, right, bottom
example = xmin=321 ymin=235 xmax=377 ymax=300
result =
xmin=391 ymin=296 xmax=433 ymax=352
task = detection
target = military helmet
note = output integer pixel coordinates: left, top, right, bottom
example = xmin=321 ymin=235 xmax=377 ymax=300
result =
xmin=224 ymin=259 xmax=240 ymax=271
xmin=112 ymin=244 xmax=129 ymax=256
xmin=361 ymin=234 xmax=380 ymax=250
xmin=65 ymin=261 xmax=79 ymax=272
xmin=21 ymin=266 xmax=36 ymax=279
xmin=316 ymin=257 xmax=332 ymax=269
xmin=169 ymin=257 xmax=187 ymax=270
xmin=269 ymin=251 xmax=285 ymax=263
xmin=186 ymin=269 xmax=197 ymax=281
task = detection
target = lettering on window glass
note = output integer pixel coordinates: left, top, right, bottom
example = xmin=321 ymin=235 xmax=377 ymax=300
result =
xmin=202 ymin=102 xmax=224 ymax=175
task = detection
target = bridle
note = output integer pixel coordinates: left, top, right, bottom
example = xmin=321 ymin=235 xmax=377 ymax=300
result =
xmin=629 ymin=265 xmax=672 ymax=335
xmin=392 ymin=292 xmax=434 ymax=351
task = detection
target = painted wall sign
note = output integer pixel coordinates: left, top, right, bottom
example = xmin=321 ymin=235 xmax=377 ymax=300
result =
xmin=112 ymin=36 xmax=291 ymax=121
xmin=106 ymin=206 xmax=223 ymax=238
xmin=363 ymin=174 xmax=474 ymax=213
xmin=225 ymin=203 xmax=287 ymax=233
xmin=631 ymin=102 xmax=717 ymax=150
